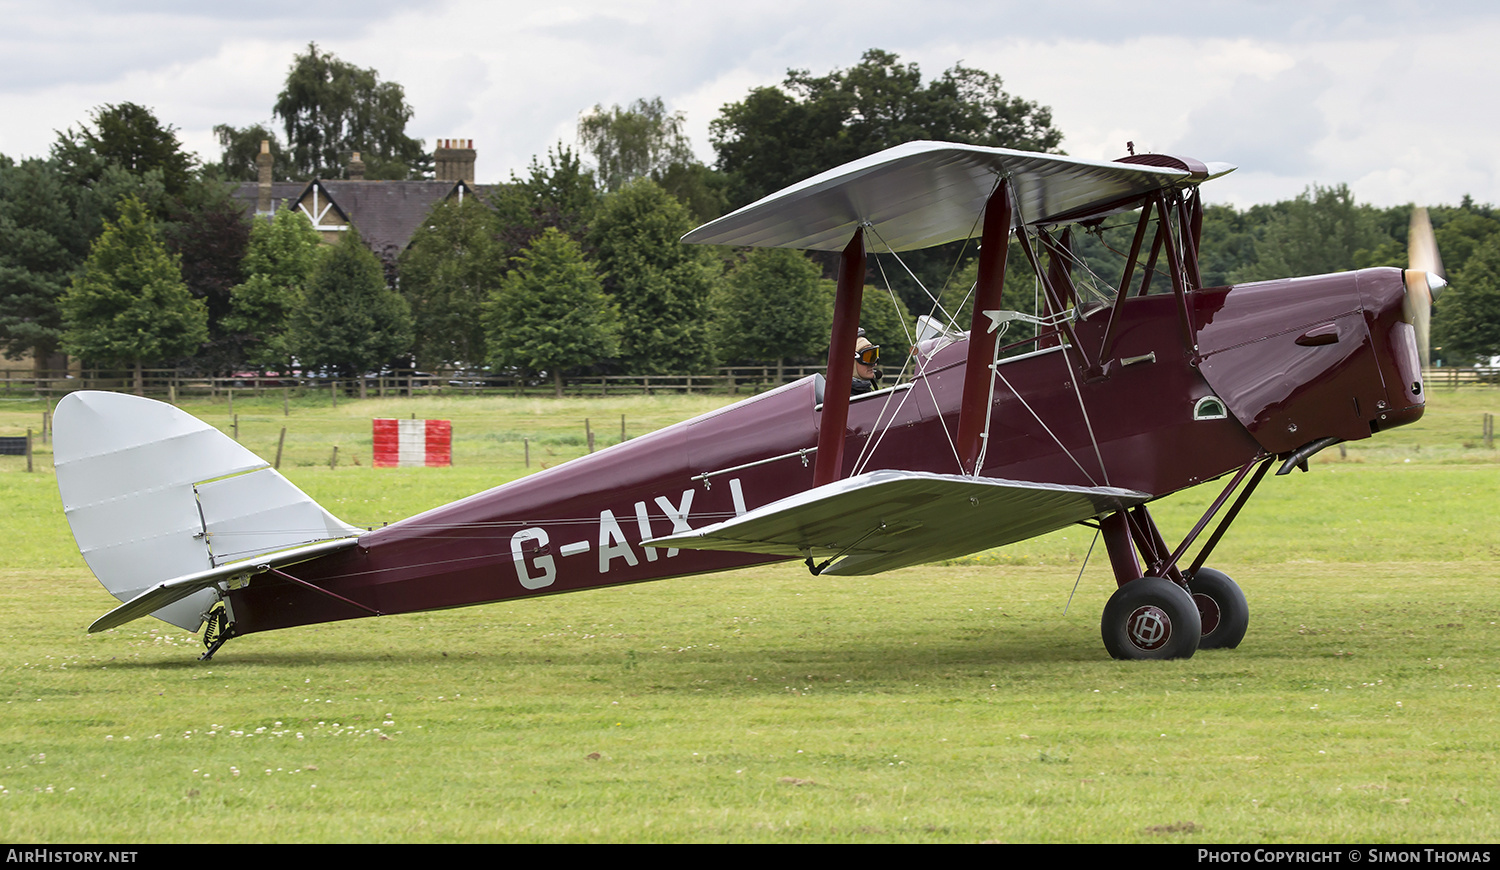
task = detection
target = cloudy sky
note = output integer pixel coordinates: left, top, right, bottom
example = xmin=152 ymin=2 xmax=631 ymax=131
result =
xmin=2 ymin=0 xmax=1496 ymax=209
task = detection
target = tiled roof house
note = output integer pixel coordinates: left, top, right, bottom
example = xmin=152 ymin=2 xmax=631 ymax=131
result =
xmin=233 ymin=139 xmax=484 ymax=260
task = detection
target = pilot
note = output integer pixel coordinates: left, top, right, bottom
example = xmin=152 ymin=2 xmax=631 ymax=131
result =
xmin=852 ymin=332 xmax=882 ymax=394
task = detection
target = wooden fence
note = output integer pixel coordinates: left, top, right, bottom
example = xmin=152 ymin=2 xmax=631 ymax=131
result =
xmin=0 ymin=366 xmax=831 ymax=400
xmin=2 ymin=365 xmax=1496 ymax=400
xmin=1418 ymin=367 xmax=1500 ymax=388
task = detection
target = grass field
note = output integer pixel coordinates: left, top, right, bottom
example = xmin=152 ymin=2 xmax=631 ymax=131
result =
xmin=1 ymin=387 xmax=1497 ymax=843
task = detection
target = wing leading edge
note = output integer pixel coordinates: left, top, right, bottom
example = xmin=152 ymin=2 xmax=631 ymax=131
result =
xmin=645 ymin=470 xmax=1150 ymax=575
xmin=681 ymin=140 xmax=1235 ymax=253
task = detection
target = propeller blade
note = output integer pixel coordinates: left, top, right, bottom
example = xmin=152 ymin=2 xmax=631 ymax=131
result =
xmin=1404 ymin=207 xmax=1446 ymax=369
xmin=1408 ymin=207 xmax=1444 ymax=278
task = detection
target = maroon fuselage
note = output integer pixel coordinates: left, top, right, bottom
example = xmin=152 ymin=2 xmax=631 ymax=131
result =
xmin=229 ymin=267 xmax=1423 ymax=635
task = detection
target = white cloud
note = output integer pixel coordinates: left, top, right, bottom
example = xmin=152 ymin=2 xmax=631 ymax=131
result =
xmin=0 ymin=0 xmax=1495 ymax=208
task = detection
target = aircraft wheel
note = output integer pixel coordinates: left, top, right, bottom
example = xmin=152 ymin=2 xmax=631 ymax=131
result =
xmin=1187 ymin=567 xmax=1248 ymax=650
xmin=1102 ymin=576 xmax=1201 ymax=660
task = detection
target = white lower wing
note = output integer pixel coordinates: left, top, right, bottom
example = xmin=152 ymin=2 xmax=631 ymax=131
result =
xmin=645 ymin=470 xmax=1150 ymax=575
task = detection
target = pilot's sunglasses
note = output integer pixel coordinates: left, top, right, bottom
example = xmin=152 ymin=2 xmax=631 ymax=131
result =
xmin=855 ymin=345 xmax=881 ymax=365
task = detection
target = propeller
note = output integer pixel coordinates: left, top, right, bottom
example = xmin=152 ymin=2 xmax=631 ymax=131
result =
xmin=1404 ymin=206 xmax=1447 ymax=369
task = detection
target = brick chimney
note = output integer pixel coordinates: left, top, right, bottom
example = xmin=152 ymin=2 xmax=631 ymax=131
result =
xmin=256 ymin=140 xmax=273 ymax=214
xmin=434 ymin=138 xmax=476 ymax=183
xmin=349 ymin=151 xmax=365 ymax=181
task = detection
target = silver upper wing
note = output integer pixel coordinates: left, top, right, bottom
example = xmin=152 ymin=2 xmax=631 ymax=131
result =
xmin=682 ymin=140 xmax=1234 ymax=253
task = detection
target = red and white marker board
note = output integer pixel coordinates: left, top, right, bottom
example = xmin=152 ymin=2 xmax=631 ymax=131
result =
xmin=373 ymin=419 xmax=452 ymax=467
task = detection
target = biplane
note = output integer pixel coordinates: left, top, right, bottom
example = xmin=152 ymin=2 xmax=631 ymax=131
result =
xmin=55 ymin=140 xmax=1444 ymax=661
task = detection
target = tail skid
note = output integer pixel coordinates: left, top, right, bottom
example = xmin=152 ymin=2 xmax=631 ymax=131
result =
xmin=55 ymin=392 xmax=361 ymax=633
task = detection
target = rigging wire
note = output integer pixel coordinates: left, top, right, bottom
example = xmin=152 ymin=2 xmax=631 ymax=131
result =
xmin=1064 ymin=527 xmax=1100 ymax=615
xmin=858 ymin=223 xmax=968 ymax=474
xmin=993 ymin=365 xmax=1100 ymax=488
xmin=1004 ymin=188 xmax=1114 ymax=488
xmin=1059 ymin=338 xmax=1112 ymax=486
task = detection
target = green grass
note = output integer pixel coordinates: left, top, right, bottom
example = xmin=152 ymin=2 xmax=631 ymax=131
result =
xmin=1 ymin=388 xmax=1498 ymax=842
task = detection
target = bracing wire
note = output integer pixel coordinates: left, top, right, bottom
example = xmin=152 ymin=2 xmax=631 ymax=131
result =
xmin=993 ymin=365 xmax=1100 ymax=487
xmin=1064 ymin=527 xmax=1100 ymax=615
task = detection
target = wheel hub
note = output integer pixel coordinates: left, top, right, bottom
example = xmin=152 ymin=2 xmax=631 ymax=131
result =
xmin=1126 ymin=605 xmax=1173 ymax=651
xmin=1194 ymin=593 xmax=1222 ymax=636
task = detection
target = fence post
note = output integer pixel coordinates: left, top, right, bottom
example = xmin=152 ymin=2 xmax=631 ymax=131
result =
xmin=26 ymin=428 xmax=33 ymax=473
xmin=275 ymin=427 xmax=286 ymax=469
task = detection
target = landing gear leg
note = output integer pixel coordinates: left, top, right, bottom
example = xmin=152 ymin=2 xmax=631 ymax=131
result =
xmin=200 ymin=600 xmax=236 ymax=661
xmin=1094 ymin=457 xmax=1269 ymax=659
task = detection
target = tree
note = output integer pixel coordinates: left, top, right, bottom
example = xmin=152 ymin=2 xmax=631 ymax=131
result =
xmin=578 ymin=97 xmax=727 ymax=223
xmin=711 ymin=50 xmax=1063 ymax=310
xmin=207 ymin=122 xmax=295 ymax=182
xmin=589 ymin=179 xmax=718 ymax=374
xmin=489 ymin=145 xmax=599 ymax=257
xmin=1433 ymin=233 xmax=1500 ymax=365
xmin=1198 ymin=204 xmax=1264 ymax=288
xmin=60 ymin=196 xmax=208 ymax=393
xmin=713 ymin=248 xmax=827 ymax=375
xmin=162 ymin=184 xmax=253 ymax=372
xmin=1229 ymin=184 xmax=1390 ymax=283
xmin=819 ymin=284 xmax=914 ymax=365
xmin=399 ymin=195 xmax=505 ymax=369
xmin=225 ymin=208 xmax=324 ymax=370
xmin=1433 ymin=203 xmax=1500 ymax=277
xmin=50 ymin=104 xmax=178 ymax=231
xmin=653 ymin=159 xmax=729 ymax=225
xmin=285 ymin=225 xmax=412 ymax=379
xmin=52 ymin=102 xmax=197 ymax=198
xmin=485 ymin=228 xmax=618 ymax=397
xmin=273 ymin=43 xmax=429 ymax=180
xmin=578 ymin=97 xmax=694 ymax=193
xmin=0 ymin=156 xmax=95 ymax=372
xmin=576 ymin=96 xmax=729 ymax=222
xmin=711 ymin=49 xmax=1063 ymax=208
xmin=3 ymin=123 xmax=190 ymax=375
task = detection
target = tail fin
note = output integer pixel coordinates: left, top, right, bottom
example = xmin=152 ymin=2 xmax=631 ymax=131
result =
xmin=55 ymin=391 xmax=361 ymax=632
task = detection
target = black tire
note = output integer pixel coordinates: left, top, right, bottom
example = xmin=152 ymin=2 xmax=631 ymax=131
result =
xmin=1187 ymin=567 xmax=1248 ymax=650
xmin=1101 ymin=576 xmax=1202 ymax=660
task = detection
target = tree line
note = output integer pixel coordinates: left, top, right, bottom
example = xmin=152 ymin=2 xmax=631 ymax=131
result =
xmin=2 ymin=45 xmax=1498 ymax=398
